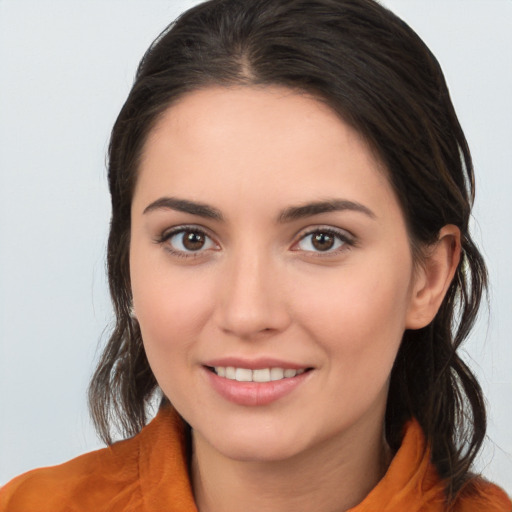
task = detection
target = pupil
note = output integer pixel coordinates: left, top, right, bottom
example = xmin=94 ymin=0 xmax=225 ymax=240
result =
xmin=312 ymin=233 xmax=334 ymax=251
xmin=183 ymin=232 xmax=205 ymax=251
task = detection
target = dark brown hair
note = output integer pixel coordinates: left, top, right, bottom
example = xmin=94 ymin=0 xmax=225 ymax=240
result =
xmin=89 ymin=0 xmax=487 ymax=501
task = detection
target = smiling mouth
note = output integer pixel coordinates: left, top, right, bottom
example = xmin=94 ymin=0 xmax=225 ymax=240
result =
xmin=206 ymin=366 xmax=312 ymax=383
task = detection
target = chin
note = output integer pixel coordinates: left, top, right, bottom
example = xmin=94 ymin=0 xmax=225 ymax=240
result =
xmin=192 ymin=417 xmax=324 ymax=464
xmin=214 ymin=436 xmax=306 ymax=463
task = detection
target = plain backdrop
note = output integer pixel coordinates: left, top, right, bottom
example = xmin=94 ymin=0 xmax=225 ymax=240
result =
xmin=0 ymin=0 xmax=511 ymax=493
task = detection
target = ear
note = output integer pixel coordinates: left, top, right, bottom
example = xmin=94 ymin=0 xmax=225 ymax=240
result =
xmin=405 ymin=225 xmax=461 ymax=330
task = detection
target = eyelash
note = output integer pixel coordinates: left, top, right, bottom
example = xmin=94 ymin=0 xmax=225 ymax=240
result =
xmin=155 ymin=225 xmax=355 ymax=258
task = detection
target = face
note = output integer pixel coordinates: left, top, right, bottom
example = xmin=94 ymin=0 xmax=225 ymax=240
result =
xmin=130 ymin=86 xmax=420 ymax=463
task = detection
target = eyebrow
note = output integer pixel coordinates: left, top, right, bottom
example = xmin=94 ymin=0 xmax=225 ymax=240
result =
xmin=143 ymin=197 xmax=224 ymax=221
xmin=277 ymin=199 xmax=376 ymax=223
xmin=142 ymin=196 xmax=375 ymax=222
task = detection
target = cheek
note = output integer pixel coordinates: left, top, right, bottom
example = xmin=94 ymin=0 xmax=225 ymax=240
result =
xmin=293 ymin=259 xmax=413 ymax=374
xmin=130 ymin=253 xmax=215 ymax=363
xmin=130 ymin=264 xmax=219 ymax=406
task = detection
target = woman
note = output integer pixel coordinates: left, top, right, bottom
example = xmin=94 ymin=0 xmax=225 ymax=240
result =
xmin=1 ymin=0 xmax=510 ymax=510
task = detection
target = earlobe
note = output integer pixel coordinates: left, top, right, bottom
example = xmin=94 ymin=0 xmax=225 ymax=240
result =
xmin=405 ymin=225 xmax=461 ymax=330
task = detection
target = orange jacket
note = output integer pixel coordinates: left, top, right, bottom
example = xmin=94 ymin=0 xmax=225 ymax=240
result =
xmin=1 ymin=406 xmax=510 ymax=511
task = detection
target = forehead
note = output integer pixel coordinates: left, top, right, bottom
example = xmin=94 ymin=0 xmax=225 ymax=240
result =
xmin=134 ymin=86 xmax=395 ymax=218
xmin=143 ymin=86 xmax=373 ymax=164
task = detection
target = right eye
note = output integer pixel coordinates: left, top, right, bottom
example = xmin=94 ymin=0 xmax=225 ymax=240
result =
xmin=159 ymin=227 xmax=217 ymax=256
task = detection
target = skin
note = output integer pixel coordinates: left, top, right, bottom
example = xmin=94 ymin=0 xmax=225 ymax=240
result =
xmin=129 ymin=86 xmax=460 ymax=512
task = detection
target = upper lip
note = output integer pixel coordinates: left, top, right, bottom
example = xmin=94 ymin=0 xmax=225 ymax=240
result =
xmin=203 ymin=357 xmax=311 ymax=370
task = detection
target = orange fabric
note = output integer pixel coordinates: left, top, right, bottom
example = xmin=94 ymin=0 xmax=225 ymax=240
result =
xmin=1 ymin=407 xmax=510 ymax=512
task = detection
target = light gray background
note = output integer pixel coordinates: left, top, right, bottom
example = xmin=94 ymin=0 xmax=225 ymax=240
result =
xmin=0 ymin=0 xmax=511 ymax=493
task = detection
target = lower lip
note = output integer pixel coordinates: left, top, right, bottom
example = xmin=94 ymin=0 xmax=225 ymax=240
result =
xmin=204 ymin=368 xmax=311 ymax=406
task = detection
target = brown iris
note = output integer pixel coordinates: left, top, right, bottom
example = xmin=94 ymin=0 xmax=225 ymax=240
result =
xmin=311 ymin=232 xmax=335 ymax=251
xmin=183 ymin=231 xmax=206 ymax=251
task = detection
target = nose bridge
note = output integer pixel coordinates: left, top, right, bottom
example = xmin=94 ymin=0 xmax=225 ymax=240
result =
xmin=216 ymin=240 xmax=289 ymax=338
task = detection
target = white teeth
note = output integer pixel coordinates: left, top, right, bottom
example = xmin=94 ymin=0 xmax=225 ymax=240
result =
xmin=213 ymin=366 xmax=307 ymax=383
xmin=253 ymin=368 xmax=270 ymax=382
xmin=235 ymin=368 xmax=252 ymax=382
xmin=270 ymin=368 xmax=284 ymax=381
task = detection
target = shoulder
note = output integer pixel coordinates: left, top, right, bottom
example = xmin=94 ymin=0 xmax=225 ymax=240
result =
xmin=453 ymin=477 xmax=512 ymax=512
xmin=0 ymin=434 xmax=142 ymax=512
xmin=0 ymin=406 xmax=189 ymax=512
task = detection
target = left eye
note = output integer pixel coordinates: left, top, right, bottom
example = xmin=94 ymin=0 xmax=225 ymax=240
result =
xmin=295 ymin=230 xmax=347 ymax=253
xmin=165 ymin=229 xmax=216 ymax=253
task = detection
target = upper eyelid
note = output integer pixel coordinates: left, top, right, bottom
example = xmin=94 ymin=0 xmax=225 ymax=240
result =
xmin=160 ymin=224 xmax=353 ymax=237
xmin=160 ymin=224 xmax=215 ymax=240
xmin=294 ymin=225 xmax=355 ymax=240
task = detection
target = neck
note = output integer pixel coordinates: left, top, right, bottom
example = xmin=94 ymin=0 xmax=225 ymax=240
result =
xmin=191 ymin=418 xmax=392 ymax=512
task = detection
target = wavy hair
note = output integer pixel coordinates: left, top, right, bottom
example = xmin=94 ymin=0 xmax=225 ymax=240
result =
xmin=89 ymin=0 xmax=487 ymax=501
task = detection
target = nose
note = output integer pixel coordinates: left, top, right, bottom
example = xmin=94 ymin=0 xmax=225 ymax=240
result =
xmin=215 ymin=249 xmax=291 ymax=340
